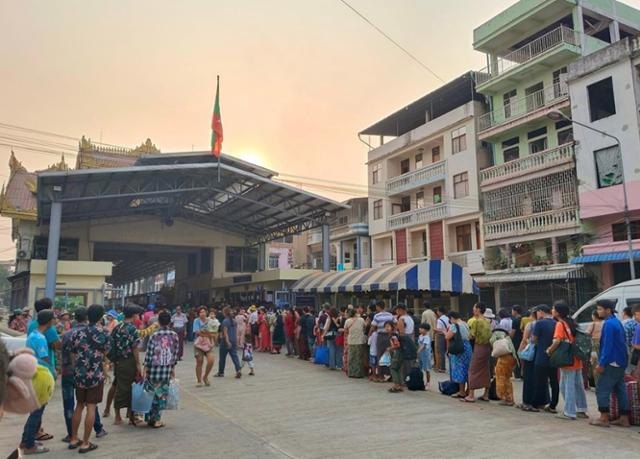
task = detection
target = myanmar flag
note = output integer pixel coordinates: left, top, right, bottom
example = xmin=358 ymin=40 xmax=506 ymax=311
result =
xmin=211 ymin=76 xmax=223 ymax=157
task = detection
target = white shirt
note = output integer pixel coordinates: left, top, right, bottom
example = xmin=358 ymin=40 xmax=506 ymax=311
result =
xmin=171 ymin=312 xmax=187 ymax=328
xmin=400 ymin=315 xmax=414 ymax=336
xmin=436 ymin=315 xmax=450 ymax=333
xmin=249 ymin=311 xmax=258 ymax=325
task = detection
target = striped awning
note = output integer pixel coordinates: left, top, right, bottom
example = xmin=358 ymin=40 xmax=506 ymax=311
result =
xmin=474 ymin=266 xmax=587 ymax=284
xmin=571 ymin=250 xmax=640 ymax=264
xmin=290 ymin=260 xmax=480 ymax=295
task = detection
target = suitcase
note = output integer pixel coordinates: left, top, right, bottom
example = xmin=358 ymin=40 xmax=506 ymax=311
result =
xmin=609 ymin=375 xmax=640 ymax=425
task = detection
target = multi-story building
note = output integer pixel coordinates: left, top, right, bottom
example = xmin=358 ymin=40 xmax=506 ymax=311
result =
xmin=567 ymin=36 xmax=640 ymax=288
xmin=307 ymin=197 xmax=370 ymax=270
xmin=473 ymin=0 xmax=640 ymax=308
xmin=360 ymin=72 xmax=489 ymax=276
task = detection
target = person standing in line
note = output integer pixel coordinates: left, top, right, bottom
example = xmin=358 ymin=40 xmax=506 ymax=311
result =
xmin=257 ymin=307 xmax=272 ymax=352
xmin=344 ymin=308 xmax=367 ymax=378
xmin=271 ymin=309 xmax=286 ymax=355
xmin=68 ymin=305 xmax=109 ymax=453
xmin=111 ymin=305 xmax=143 ymax=426
xmin=417 ymin=323 xmax=432 ymax=389
xmin=323 ymin=307 xmax=343 ymax=370
xmin=518 ymin=309 xmax=539 ymax=412
xmin=385 ymin=321 xmax=404 ymax=393
xmin=465 ymin=303 xmax=492 ymax=403
xmin=396 ymin=304 xmax=415 ymax=381
xmin=21 ymin=309 xmax=56 ymax=455
xmin=297 ymin=307 xmax=312 ymax=360
xmin=490 ymin=326 xmax=517 ymax=407
xmin=143 ymin=310 xmax=179 ymax=428
xmin=587 ymin=310 xmax=604 ymax=386
xmin=532 ymin=305 xmax=560 ymax=413
xmin=216 ymin=307 xmax=242 ymax=378
xmin=590 ymin=299 xmax=630 ymax=428
xmin=61 ymin=307 xmax=108 ymax=444
xmin=446 ymin=311 xmax=472 ymax=399
xmin=284 ymin=306 xmax=296 ymax=357
xmin=27 ymin=298 xmax=61 ymax=379
xmin=434 ymin=307 xmax=449 ymax=373
xmin=546 ymin=301 xmax=588 ymax=420
xmin=235 ymin=307 xmax=248 ymax=348
xmin=621 ymin=306 xmax=638 ymax=372
xmin=170 ymin=305 xmax=187 ymax=360
xmin=510 ymin=306 xmax=524 ymax=379
xmin=369 ymin=301 xmax=395 ymax=380
xmin=248 ymin=305 xmax=259 ymax=348
xmin=420 ymin=303 xmax=437 ymax=346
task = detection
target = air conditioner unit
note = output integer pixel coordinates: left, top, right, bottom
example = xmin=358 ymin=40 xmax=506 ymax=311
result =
xmin=17 ymin=249 xmax=30 ymax=260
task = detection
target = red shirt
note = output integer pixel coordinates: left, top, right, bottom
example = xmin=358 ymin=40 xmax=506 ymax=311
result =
xmin=284 ymin=313 xmax=296 ymax=337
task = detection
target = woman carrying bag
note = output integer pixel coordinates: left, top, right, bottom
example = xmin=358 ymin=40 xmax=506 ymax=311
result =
xmin=445 ymin=312 xmax=472 ymax=399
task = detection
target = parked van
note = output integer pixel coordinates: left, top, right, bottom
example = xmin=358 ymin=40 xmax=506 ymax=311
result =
xmin=572 ymin=279 xmax=640 ymax=328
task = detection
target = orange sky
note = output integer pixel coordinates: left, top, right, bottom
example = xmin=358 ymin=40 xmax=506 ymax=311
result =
xmin=2 ymin=0 xmax=640 ymax=254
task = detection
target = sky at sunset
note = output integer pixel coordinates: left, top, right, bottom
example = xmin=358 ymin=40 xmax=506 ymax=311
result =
xmin=2 ymin=0 xmax=640 ymax=254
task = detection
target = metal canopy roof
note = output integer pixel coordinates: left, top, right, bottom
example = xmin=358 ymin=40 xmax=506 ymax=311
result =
xmin=359 ymin=72 xmax=483 ymax=137
xmin=37 ymin=157 xmax=348 ymax=244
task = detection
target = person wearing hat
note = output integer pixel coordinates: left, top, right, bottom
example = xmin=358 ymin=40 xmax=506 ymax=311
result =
xmin=483 ymin=308 xmax=497 ymax=330
xmin=105 ymin=309 xmax=119 ymax=334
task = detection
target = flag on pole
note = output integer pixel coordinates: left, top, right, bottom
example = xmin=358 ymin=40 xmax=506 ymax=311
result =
xmin=211 ymin=76 xmax=223 ymax=158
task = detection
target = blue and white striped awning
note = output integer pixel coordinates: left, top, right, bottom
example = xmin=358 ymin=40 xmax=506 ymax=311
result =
xmin=290 ymin=260 xmax=480 ymax=295
xmin=571 ymin=250 xmax=640 ymax=264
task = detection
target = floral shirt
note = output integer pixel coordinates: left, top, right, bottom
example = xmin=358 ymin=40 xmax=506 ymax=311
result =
xmin=69 ymin=324 xmax=110 ymax=388
xmin=110 ymin=322 xmax=140 ymax=361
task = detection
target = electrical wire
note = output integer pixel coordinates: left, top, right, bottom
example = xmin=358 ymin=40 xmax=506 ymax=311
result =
xmin=337 ymin=0 xmax=444 ymax=83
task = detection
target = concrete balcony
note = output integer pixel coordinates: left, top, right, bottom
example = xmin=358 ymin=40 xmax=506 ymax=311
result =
xmin=480 ymin=143 xmax=575 ymax=190
xmin=307 ymin=230 xmax=322 ymax=246
xmin=330 ymin=222 xmax=368 ymax=241
xmin=386 ymin=161 xmax=446 ymax=196
xmin=475 ymin=25 xmax=581 ymax=93
xmin=387 ymin=202 xmax=448 ymax=231
xmin=484 ymin=207 xmax=579 ymax=243
xmin=477 ymin=82 xmax=570 ymax=140
xmin=448 ymin=250 xmax=485 ymax=274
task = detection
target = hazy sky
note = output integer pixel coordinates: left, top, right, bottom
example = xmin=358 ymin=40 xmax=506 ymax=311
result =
xmin=2 ymin=0 xmax=640 ymax=254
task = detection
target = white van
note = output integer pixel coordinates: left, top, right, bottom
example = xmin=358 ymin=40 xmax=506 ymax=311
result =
xmin=572 ymin=279 xmax=640 ymax=328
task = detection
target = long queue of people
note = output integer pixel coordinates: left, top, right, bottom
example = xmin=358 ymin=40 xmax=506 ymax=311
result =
xmin=0 ymin=298 xmax=183 ymax=456
xmin=251 ymin=298 xmax=640 ymax=430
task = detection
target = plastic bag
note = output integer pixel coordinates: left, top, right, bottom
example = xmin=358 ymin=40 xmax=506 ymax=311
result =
xmin=131 ymin=381 xmax=154 ymax=414
xmin=166 ymin=379 xmax=180 ymax=410
xmin=379 ymin=352 xmax=391 ymax=367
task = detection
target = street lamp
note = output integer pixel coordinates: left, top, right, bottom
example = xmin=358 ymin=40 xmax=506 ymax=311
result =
xmin=547 ymin=109 xmax=635 ymax=280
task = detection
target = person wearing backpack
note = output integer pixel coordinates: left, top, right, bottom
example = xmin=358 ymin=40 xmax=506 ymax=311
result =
xmin=545 ymin=301 xmax=588 ymax=420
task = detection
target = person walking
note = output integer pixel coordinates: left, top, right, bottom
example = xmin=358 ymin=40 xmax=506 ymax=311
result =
xmin=590 ymin=299 xmax=630 ymax=428
xmin=170 ymin=306 xmax=187 ymax=360
xmin=143 ymin=310 xmax=179 ymax=428
xmin=446 ymin=312 xmax=472 ymax=399
xmin=68 ymin=304 xmax=109 ymax=453
xmin=546 ymin=301 xmax=588 ymax=420
xmin=344 ymin=308 xmax=367 ymax=378
xmin=434 ymin=307 xmax=449 ymax=373
xmin=216 ymin=307 xmax=242 ymax=378
xmin=61 ymin=307 xmax=107 ymax=444
xmin=465 ymin=303 xmax=492 ymax=403
xmin=193 ymin=307 xmax=217 ymax=386
xmin=533 ymin=305 xmax=560 ymax=413
xmin=111 ymin=305 xmax=144 ymax=426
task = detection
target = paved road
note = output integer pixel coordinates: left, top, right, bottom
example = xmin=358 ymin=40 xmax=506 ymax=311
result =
xmin=2 ymin=345 xmax=638 ymax=458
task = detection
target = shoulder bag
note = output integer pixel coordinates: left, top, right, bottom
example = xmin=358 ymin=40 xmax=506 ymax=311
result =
xmin=549 ymin=321 xmax=574 ymax=368
xmin=448 ymin=324 xmax=464 ymax=355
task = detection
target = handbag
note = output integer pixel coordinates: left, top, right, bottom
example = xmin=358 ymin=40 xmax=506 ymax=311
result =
xmin=518 ymin=342 xmax=536 ymax=361
xmin=194 ymin=336 xmax=213 ymax=353
xmin=448 ymin=324 xmax=464 ymax=355
xmin=131 ymin=381 xmax=155 ymax=414
xmin=491 ymin=337 xmax=511 ymax=358
xmin=166 ymin=379 xmax=180 ymax=410
xmin=550 ymin=321 xmax=574 ymax=368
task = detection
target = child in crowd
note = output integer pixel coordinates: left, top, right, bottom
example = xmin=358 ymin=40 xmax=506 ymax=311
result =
xmin=418 ymin=323 xmax=432 ymax=389
xmin=384 ymin=321 xmax=403 ymax=393
xmin=368 ymin=329 xmax=378 ymax=381
xmin=242 ymin=342 xmax=255 ymax=376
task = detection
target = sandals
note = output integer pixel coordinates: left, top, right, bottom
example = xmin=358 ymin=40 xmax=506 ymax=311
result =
xmin=544 ymin=407 xmax=558 ymax=414
xmin=148 ymin=421 xmax=165 ymax=429
xmin=79 ymin=442 xmax=98 ymax=454
xmin=521 ymin=405 xmax=540 ymax=412
xmin=22 ymin=445 xmax=49 ymax=455
xmin=203 ymin=379 xmax=211 ymax=387
xmin=388 ymin=387 xmax=403 ymax=393
xmin=35 ymin=433 xmax=53 ymax=441
xmin=460 ymin=398 xmax=476 ymax=403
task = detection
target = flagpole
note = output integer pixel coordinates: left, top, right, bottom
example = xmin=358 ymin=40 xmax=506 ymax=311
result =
xmin=217 ymin=75 xmax=221 ymax=182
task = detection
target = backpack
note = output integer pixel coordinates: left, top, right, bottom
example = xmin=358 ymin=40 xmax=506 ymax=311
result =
xmin=573 ymin=331 xmax=592 ymax=361
xmin=406 ymin=366 xmax=425 ymax=391
xmin=438 ymin=380 xmax=459 ymax=396
xmin=398 ymin=335 xmax=417 ymax=361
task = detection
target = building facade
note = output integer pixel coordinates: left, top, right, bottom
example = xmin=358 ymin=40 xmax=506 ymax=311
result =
xmin=567 ymin=36 xmax=640 ymax=287
xmin=473 ymin=0 xmax=640 ymax=308
xmin=361 ymin=73 xmax=489 ymax=276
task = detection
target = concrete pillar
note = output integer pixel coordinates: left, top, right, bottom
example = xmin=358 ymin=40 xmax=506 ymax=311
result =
xmin=322 ymin=224 xmax=330 ymax=272
xmin=44 ymin=201 xmax=62 ymax=299
xmin=494 ymin=284 xmax=502 ymax=310
xmin=573 ymin=2 xmax=586 ymax=54
xmin=489 ymin=54 xmax=499 ymax=76
xmin=551 ymin=237 xmax=559 ymax=264
xmin=610 ymin=21 xmax=621 ymax=43
xmin=356 ymin=236 xmax=361 ymax=270
xmin=258 ymin=243 xmax=266 ymax=271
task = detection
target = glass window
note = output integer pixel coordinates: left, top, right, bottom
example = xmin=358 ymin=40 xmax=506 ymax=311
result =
xmin=200 ymin=248 xmax=211 ymax=273
xmin=416 ymin=191 xmax=425 ymax=209
xmin=612 ymin=221 xmax=640 ymax=241
xmin=401 ymin=196 xmax=411 ymax=212
xmin=529 ymin=137 xmax=548 ymax=154
xmin=415 ymin=153 xmax=423 ymax=169
xmin=588 ymin=77 xmax=616 ymax=121
xmin=433 ymin=186 xmax=442 ymax=204
xmin=225 ymin=247 xmax=258 ymax=273
xmin=400 ymin=159 xmax=410 ymax=174
xmin=268 ymin=255 xmax=280 ymax=269
xmin=372 ymin=163 xmax=382 ymax=184
xmin=503 ymin=89 xmax=517 ymax=118
xmin=503 ymin=147 xmax=519 ymax=162
xmin=452 ymin=127 xmax=467 ymax=154
xmin=456 ymin=224 xmax=472 ymax=252
xmin=594 ymin=146 xmax=623 ymax=188
xmin=432 ymin=146 xmax=441 ymax=162
xmin=454 ymin=172 xmax=469 ymax=198
xmin=373 ymin=200 xmax=383 ymax=220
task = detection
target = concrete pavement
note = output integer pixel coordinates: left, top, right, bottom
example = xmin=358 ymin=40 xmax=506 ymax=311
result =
xmin=1 ymin=345 xmax=638 ymax=458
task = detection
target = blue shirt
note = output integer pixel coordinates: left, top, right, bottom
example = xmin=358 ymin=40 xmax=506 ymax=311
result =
xmin=599 ymin=315 xmax=628 ymax=367
xmin=222 ymin=318 xmax=237 ymax=345
xmin=533 ymin=318 xmax=556 ymax=367
xmin=27 ymin=329 xmax=55 ymax=378
xmin=28 ymin=319 xmax=59 ymax=369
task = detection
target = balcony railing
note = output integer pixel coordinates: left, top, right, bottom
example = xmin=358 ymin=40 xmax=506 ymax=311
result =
xmin=448 ymin=250 xmax=485 ymax=274
xmin=386 ymin=161 xmax=446 ymax=195
xmin=478 ymin=82 xmax=568 ymax=132
xmin=476 ymin=25 xmax=579 ymax=86
xmin=387 ymin=202 xmax=448 ymax=231
xmin=484 ymin=207 xmax=579 ymax=241
xmin=480 ymin=143 xmax=575 ymax=187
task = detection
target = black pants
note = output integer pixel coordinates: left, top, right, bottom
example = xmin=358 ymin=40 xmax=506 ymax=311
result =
xmin=533 ymin=364 xmax=559 ymax=409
